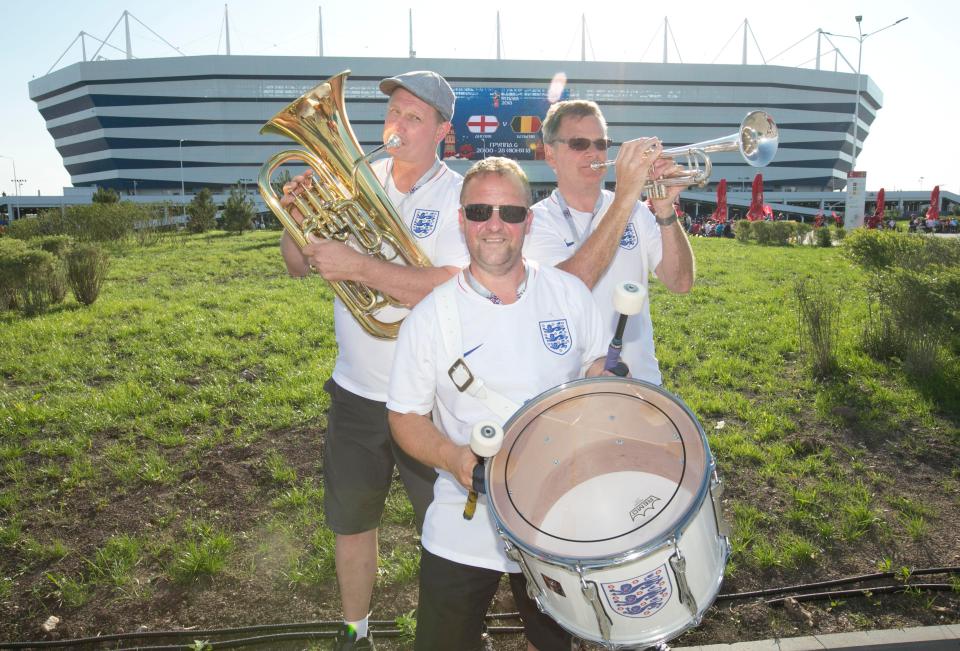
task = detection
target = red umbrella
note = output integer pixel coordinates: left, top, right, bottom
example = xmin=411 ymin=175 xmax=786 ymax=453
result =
xmin=747 ymin=173 xmax=765 ymax=221
xmin=926 ymin=185 xmax=940 ymax=220
xmin=712 ymin=179 xmax=728 ymax=223
xmin=867 ymin=188 xmax=885 ymax=229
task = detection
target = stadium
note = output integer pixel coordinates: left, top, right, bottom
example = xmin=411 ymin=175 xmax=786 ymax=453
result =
xmin=17 ymin=16 xmax=956 ymax=222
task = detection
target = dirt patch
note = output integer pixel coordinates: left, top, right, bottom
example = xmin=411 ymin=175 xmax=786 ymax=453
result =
xmin=2 ymin=420 xmax=958 ymax=650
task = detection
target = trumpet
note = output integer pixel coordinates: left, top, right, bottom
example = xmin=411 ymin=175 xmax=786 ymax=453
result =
xmin=590 ymin=111 xmax=778 ymax=200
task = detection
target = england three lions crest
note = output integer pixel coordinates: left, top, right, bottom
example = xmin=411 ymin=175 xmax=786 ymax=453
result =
xmin=602 ymin=564 xmax=672 ymax=619
xmin=410 ymin=209 xmax=439 ymax=238
xmin=620 ymin=223 xmax=638 ymax=250
xmin=539 ymin=319 xmax=571 ymax=355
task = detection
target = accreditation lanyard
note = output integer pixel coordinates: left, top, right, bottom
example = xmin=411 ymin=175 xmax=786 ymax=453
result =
xmin=464 ymin=264 xmax=529 ymax=305
xmin=385 ymin=158 xmax=444 ymax=209
xmin=553 ymin=189 xmax=605 ymax=246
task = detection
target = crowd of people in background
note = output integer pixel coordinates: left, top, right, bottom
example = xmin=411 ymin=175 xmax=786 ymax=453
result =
xmin=909 ymin=215 xmax=959 ymax=233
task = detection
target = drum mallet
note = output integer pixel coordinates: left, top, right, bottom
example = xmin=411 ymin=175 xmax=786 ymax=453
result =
xmin=463 ymin=420 xmax=504 ymax=520
xmin=604 ymin=280 xmax=647 ymax=376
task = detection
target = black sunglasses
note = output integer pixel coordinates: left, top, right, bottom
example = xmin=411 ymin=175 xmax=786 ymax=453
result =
xmin=463 ymin=204 xmax=529 ymax=224
xmin=553 ymin=137 xmax=614 ymax=152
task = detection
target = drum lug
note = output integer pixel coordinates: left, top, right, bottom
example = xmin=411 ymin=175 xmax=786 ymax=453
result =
xmin=669 ymin=543 xmax=698 ymax=618
xmin=710 ymin=474 xmax=732 ymax=538
xmin=503 ymin=538 xmax=544 ymax=606
xmin=576 ymin=563 xmax=613 ymax=643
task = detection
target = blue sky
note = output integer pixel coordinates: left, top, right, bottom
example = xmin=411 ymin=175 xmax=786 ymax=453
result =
xmin=1 ymin=0 xmax=956 ymax=197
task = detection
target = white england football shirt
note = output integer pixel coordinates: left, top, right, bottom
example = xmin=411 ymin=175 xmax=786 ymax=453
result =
xmin=387 ymin=262 xmax=607 ymax=572
xmin=330 ymin=157 xmax=469 ymax=402
xmin=524 ymin=190 xmax=664 ymax=385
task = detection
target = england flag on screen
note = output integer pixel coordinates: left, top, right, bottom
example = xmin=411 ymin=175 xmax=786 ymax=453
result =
xmin=467 ymin=115 xmax=498 ymax=134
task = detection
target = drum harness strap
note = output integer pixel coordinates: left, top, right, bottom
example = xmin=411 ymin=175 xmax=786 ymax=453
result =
xmin=433 ymin=279 xmax=520 ymax=424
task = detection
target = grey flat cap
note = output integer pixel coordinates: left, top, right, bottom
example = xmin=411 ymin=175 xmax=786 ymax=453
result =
xmin=379 ymin=70 xmax=455 ymax=121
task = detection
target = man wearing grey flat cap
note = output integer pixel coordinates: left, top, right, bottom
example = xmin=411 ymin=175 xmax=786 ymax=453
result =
xmin=279 ymin=70 xmax=467 ymax=651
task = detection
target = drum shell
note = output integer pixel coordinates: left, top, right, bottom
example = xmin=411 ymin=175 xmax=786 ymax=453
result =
xmin=487 ymin=377 xmax=730 ymax=648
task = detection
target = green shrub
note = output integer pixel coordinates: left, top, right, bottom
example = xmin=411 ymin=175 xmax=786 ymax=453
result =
xmin=815 ymin=226 xmax=833 ymax=247
xmin=0 ymin=239 xmax=29 ymax=310
xmin=18 ymin=250 xmax=60 ymax=316
xmin=222 ymin=186 xmax=255 ymax=234
xmin=734 ymin=219 xmax=752 ymax=243
xmin=833 ymin=225 xmax=846 ymax=241
xmin=186 ymin=189 xmax=217 ymax=234
xmin=66 ymin=244 xmax=110 ymax=306
xmin=7 ymin=204 xmax=154 ymax=243
xmin=92 ymin=187 xmax=120 ymax=204
xmin=769 ymin=221 xmax=795 ymax=246
xmin=37 ymin=235 xmax=73 ymax=258
xmin=5 ymin=216 xmax=43 ymax=240
xmin=753 ymin=221 xmax=774 ymax=245
xmin=795 ymin=277 xmax=841 ymax=377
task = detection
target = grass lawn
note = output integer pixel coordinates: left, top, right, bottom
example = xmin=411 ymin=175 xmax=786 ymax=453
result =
xmin=1 ymin=230 xmax=957 ymax=648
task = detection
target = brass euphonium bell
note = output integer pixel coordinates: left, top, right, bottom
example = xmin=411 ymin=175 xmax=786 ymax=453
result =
xmin=258 ymin=70 xmax=432 ymax=340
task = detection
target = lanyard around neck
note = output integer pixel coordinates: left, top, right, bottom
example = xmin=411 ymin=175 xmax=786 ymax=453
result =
xmin=464 ymin=264 xmax=530 ymax=305
xmin=553 ymin=189 xmax=604 ymax=245
xmin=388 ymin=158 xmax=443 ymax=198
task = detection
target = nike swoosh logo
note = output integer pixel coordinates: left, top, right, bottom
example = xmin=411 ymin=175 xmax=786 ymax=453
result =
xmin=564 ymin=240 xmax=575 ymax=247
xmin=464 ymin=343 xmax=483 ymax=357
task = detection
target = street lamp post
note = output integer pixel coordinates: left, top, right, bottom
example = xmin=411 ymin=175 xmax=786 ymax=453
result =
xmin=0 ymin=155 xmax=19 ymax=221
xmin=823 ymin=16 xmax=909 ymax=172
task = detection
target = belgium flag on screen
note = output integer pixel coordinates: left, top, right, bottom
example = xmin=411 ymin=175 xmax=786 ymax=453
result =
xmin=511 ymin=116 xmax=542 ymax=134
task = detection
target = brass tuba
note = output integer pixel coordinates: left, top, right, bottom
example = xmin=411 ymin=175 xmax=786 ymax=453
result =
xmin=258 ymin=70 xmax=431 ymax=340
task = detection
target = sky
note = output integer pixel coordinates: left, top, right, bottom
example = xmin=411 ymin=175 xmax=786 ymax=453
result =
xmin=1 ymin=0 xmax=957 ymax=197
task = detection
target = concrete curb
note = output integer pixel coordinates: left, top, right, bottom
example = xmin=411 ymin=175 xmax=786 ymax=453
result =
xmin=673 ymin=624 xmax=960 ymax=650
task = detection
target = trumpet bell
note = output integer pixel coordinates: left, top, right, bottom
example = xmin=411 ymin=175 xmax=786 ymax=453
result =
xmin=738 ymin=111 xmax=779 ymax=167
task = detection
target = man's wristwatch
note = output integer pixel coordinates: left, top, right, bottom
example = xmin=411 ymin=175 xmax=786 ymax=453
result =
xmin=655 ymin=213 xmax=678 ymax=226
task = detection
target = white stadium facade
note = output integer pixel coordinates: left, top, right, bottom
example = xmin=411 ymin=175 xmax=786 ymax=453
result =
xmin=19 ymin=50 xmax=956 ymax=221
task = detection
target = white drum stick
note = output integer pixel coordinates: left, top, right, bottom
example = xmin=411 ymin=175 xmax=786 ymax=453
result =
xmin=463 ymin=421 xmax=504 ymax=520
xmin=604 ymin=281 xmax=647 ymax=374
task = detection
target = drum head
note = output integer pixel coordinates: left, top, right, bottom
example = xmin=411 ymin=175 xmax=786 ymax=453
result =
xmin=487 ymin=378 xmax=710 ymax=561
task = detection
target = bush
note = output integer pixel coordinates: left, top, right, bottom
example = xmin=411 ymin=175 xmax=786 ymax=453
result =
xmin=844 ymin=230 xmax=925 ymax=271
xmin=0 ymin=239 xmax=29 ymax=310
xmin=753 ymin=221 xmax=775 ymax=245
xmin=38 ymin=235 xmax=73 ymax=258
xmin=795 ymin=277 xmax=841 ymax=378
xmin=7 ymin=203 xmax=154 ymax=243
xmin=67 ymin=244 xmax=110 ymax=306
xmin=815 ymin=226 xmax=833 ymax=247
xmin=92 ymin=187 xmax=120 ymax=204
xmin=222 ymin=186 xmax=255 ymax=234
xmin=833 ymin=225 xmax=846 ymax=241
xmin=17 ymin=250 xmax=60 ymax=316
xmin=186 ymin=189 xmax=217 ymax=233
xmin=794 ymin=222 xmax=813 ymax=245
xmin=734 ymin=219 xmax=752 ymax=243
xmin=844 ymin=229 xmax=960 ymax=272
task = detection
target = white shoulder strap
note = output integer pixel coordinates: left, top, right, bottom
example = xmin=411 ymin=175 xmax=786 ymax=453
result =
xmin=434 ymin=278 xmax=520 ymax=424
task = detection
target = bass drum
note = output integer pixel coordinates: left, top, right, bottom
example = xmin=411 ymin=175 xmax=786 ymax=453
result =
xmin=486 ymin=377 xmax=730 ymax=649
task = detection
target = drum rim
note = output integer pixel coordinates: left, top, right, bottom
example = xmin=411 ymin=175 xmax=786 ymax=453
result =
xmin=487 ymin=376 xmax=716 ymax=564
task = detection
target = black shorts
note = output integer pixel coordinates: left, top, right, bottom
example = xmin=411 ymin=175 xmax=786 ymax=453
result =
xmin=415 ymin=547 xmax=572 ymax=651
xmin=322 ymin=378 xmax=436 ymax=535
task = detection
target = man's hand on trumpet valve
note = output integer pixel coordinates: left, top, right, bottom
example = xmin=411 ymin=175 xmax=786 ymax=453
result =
xmin=612 ymin=137 xmax=662 ymax=205
xmin=648 ymin=157 xmax=688 ymax=219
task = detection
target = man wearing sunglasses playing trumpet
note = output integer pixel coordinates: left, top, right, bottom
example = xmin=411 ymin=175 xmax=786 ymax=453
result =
xmin=388 ymin=157 xmax=612 ymax=651
xmin=525 ymin=100 xmax=695 ymax=385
